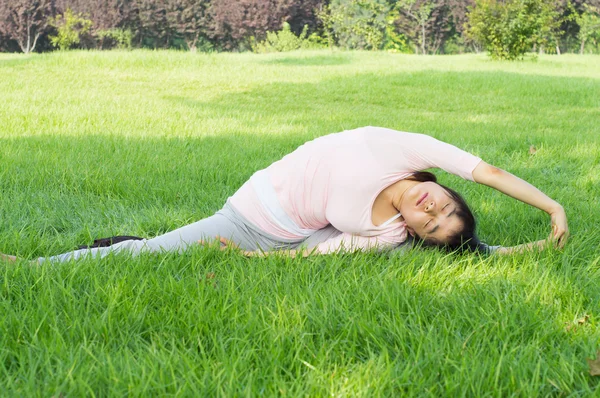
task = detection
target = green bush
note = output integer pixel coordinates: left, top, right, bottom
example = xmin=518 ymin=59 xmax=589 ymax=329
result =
xmin=466 ymin=0 xmax=560 ymax=60
xmin=443 ymin=35 xmax=468 ymax=54
xmin=49 ymin=9 xmax=93 ymax=51
xmin=252 ymin=23 xmax=325 ymax=53
xmin=97 ymin=28 xmax=133 ymax=50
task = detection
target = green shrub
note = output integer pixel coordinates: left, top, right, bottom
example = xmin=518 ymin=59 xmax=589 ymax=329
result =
xmin=253 ymin=23 xmax=325 ymax=53
xmin=97 ymin=28 xmax=133 ymax=50
xmin=443 ymin=35 xmax=468 ymax=54
xmin=466 ymin=0 xmax=560 ymax=60
xmin=49 ymin=9 xmax=93 ymax=51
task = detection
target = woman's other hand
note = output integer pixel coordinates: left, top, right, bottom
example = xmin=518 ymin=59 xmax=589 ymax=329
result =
xmin=549 ymin=205 xmax=569 ymax=248
xmin=217 ymin=237 xmax=267 ymax=256
xmin=216 ymin=236 xmax=240 ymax=250
xmin=198 ymin=237 xmax=265 ymax=257
xmin=198 ymin=236 xmax=240 ymax=251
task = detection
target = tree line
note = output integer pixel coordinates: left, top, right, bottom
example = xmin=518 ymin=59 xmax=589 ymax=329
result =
xmin=0 ymin=0 xmax=599 ymax=59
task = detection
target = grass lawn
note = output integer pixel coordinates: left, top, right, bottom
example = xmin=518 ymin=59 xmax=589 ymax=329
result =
xmin=0 ymin=50 xmax=599 ymax=396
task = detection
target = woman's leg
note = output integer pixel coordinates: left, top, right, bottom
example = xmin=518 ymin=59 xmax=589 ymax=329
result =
xmin=23 ymin=202 xmax=337 ymax=264
xmin=37 ymin=212 xmax=246 ymax=264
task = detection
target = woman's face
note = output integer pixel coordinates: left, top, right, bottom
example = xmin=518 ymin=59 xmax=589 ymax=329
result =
xmin=399 ymin=181 xmax=464 ymax=243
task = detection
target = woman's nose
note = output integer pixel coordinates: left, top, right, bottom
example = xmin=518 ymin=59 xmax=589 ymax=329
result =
xmin=425 ymin=201 xmax=435 ymax=212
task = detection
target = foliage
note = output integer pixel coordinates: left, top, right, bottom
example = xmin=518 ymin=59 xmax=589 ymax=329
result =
xmin=324 ymin=0 xmax=390 ymax=50
xmin=253 ymin=22 xmax=325 ymax=53
xmin=569 ymin=3 xmax=600 ymax=53
xmin=316 ymin=3 xmax=336 ymax=48
xmin=382 ymin=9 xmax=411 ymax=52
xmin=0 ymin=0 xmax=598 ymax=55
xmin=466 ymin=0 xmax=561 ymax=60
xmin=135 ymin=0 xmax=170 ymax=48
xmin=54 ymin=0 xmax=133 ymax=31
xmin=52 ymin=0 xmax=135 ymax=49
xmin=209 ymin=0 xmax=324 ymax=51
xmin=392 ymin=0 xmax=470 ymax=54
xmin=49 ymin=8 xmax=93 ymax=50
xmin=0 ymin=0 xmax=53 ymax=53
xmin=553 ymin=0 xmax=597 ymax=53
xmin=443 ymin=34 xmax=468 ymax=54
xmin=166 ymin=0 xmax=210 ymax=52
xmin=96 ymin=28 xmax=133 ymax=49
xmin=397 ymin=0 xmax=434 ymax=54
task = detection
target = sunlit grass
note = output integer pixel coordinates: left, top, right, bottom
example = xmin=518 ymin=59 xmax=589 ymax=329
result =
xmin=0 ymin=50 xmax=599 ymax=395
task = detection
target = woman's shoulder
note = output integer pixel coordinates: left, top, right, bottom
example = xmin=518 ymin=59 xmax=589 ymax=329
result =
xmin=357 ymin=126 xmax=428 ymax=141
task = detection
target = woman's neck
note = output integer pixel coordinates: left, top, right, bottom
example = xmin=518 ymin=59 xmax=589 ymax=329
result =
xmin=385 ymin=179 xmax=420 ymax=213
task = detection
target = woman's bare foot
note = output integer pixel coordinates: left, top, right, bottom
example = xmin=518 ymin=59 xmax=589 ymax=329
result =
xmin=0 ymin=253 xmax=17 ymax=262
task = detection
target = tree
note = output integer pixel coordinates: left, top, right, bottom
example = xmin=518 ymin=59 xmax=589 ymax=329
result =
xmin=466 ymin=0 xmax=561 ymax=60
xmin=253 ymin=21 xmax=320 ymax=52
xmin=570 ymin=3 xmax=600 ymax=53
xmin=209 ymin=0 xmax=323 ymax=50
xmin=54 ymin=0 xmax=136 ymax=49
xmin=166 ymin=0 xmax=210 ymax=51
xmin=323 ymin=0 xmax=389 ymax=50
xmin=136 ymin=0 xmax=170 ymax=48
xmin=397 ymin=0 xmax=434 ymax=54
xmin=0 ymin=31 xmax=11 ymax=52
xmin=445 ymin=0 xmax=476 ymax=53
xmin=209 ymin=0 xmax=285 ymax=50
xmin=49 ymin=8 xmax=92 ymax=50
xmin=447 ymin=0 xmax=474 ymax=36
xmin=391 ymin=0 xmax=468 ymax=54
xmin=0 ymin=0 xmax=53 ymax=53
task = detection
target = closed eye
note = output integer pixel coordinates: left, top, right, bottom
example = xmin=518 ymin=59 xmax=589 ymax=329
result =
xmin=426 ymin=204 xmax=453 ymax=235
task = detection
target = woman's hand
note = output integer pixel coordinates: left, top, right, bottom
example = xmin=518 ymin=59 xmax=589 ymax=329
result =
xmin=549 ymin=205 xmax=569 ymax=248
xmin=198 ymin=237 xmax=265 ymax=257
xmin=217 ymin=237 xmax=268 ymax=257
xmin=198 ymin=238 xmax=308 ymax=258
xmin=216 ymin=236 xmax=240 ymax=250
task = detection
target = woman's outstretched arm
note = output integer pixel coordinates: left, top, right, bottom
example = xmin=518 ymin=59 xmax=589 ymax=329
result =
xmin=493 ymin=239 xmax=550 ymax=255
xmin=471 ymin=161 xmax=569 ymax=248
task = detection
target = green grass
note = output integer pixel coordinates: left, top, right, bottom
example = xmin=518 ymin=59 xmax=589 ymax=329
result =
xmin=0 ymin=50 xmax=599 ymax=396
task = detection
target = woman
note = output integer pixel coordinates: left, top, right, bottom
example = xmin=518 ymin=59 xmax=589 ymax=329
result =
xmin=1 ymin=126 xmax=568 ymax=263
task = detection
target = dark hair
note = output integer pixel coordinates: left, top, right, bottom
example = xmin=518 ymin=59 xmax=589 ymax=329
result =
xmin=406 ymin=171 xmax=489 ymax=254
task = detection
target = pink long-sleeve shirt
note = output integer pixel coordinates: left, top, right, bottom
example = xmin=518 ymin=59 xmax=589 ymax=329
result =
xmin=229 ymin=127 xmax=482 ymax=253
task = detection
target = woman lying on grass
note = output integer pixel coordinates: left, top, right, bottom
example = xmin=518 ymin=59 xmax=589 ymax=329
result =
xmin=1 ymin=126 xmax=568 ymax=263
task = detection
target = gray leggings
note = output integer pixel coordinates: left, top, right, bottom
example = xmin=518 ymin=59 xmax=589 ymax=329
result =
xmin=38 ymin=201 xmax=342 ymax=263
